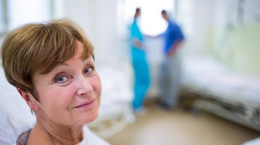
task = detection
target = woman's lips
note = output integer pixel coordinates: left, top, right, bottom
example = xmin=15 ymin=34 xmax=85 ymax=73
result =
xmin=74 ymin=99 xmax=96 ymax=109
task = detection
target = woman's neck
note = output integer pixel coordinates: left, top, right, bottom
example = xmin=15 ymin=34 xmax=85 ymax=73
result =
xmin=30 ymin=119 xmax=84 ymax=145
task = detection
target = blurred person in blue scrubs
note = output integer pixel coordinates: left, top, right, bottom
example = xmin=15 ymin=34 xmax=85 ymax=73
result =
xmin=130 ymin=8 xmax=150 ymax=113
xmin=159 ymin=10 xmax=185 ymax=110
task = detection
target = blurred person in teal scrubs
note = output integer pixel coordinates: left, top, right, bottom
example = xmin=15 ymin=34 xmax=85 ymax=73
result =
xmin=130 ymin=8 xmax=150 ymax=113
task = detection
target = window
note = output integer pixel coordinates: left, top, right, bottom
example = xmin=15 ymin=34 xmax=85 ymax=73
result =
xmin=117 ymin=0 xmax=174 ymax=37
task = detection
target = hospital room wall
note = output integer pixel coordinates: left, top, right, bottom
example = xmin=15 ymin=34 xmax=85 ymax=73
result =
xmin=168 ymin=0 xmax=260 ymax=74
xmin=178 ymin=0 xmax=215 ymax=54
xmin=187 ymin=0 xmax=260 ymax=74
xmin=63 ymin=0 xmax=130 ymax=65
xmin=211 ymin=0 xmax=260 ymax=74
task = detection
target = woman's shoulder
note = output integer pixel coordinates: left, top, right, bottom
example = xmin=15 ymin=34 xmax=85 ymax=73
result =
xmin=16 ymin=129 xmax=32 ymax=145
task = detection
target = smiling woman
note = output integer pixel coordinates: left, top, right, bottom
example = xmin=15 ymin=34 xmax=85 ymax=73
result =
xmin=1 ymin=19 xmax=110 ymax=145
xmin=30 ymin=41 xmax=101 ymax=126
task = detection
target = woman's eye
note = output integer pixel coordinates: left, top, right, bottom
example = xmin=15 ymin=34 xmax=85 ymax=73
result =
xmin=54 ymin=75 xmax=68 ymax=83
xmin=84 ymin=66 xmax=94 ymax=74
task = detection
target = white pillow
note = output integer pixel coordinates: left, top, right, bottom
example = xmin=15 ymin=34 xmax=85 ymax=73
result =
xmin=0 ymin=67 xmax=36 ymax=144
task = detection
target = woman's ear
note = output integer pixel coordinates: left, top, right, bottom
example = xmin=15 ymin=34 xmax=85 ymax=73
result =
xmin=17 ymin=88 xmax=39 ymax=111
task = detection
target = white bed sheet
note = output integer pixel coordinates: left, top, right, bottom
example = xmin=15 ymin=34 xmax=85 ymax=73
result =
xmin=182 ymin=55 xmax=260 ymax=107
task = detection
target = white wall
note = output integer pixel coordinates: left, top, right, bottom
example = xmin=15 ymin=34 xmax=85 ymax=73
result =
xmin=63 ymin=0 xmax=129 ymax=64
xmin=179 ymin=0 xmax=215 ymax=54
xmin=63 ymin=0 xmax=97 ymax=49
xmin=211 ymin=0 xmax=260 ymax=73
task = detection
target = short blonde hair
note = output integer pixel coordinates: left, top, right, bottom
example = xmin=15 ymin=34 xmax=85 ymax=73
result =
xmin=1 ymin=19 xmax=94 ymax=99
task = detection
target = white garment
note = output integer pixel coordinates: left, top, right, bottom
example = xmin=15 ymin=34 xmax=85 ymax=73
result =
xmin=242 ymin=137 xmax=260 ymax=145
xmin=77 ymin=126 xmax=111 ymax=145
xmin=14 ymin=126 xmax=110 ymax=145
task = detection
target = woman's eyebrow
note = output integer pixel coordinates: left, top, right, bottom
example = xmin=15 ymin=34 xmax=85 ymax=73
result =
xmin=39 ymin=62 xmax=69 ymax=74
xmin=56 ymin=62 xmax=69 ymax=67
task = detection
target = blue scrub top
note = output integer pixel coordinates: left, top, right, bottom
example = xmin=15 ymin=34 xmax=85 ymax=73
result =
xmin=163 ymin=20 xmax=184 ymax=54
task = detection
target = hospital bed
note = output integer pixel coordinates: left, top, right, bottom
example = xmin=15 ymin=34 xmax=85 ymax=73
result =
xmin=88 ymin=58 xmax=135 ymax=138
xmin=181 ymin=54 xmax=260 ymax=132
xmin=0 ymin=58 xmax=135 ymax=144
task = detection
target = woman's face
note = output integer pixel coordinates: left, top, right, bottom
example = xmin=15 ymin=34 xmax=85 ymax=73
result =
xmin=32 ymin=41 xmax=101 ymax=126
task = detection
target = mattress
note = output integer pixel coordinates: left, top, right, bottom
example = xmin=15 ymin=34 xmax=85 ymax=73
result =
xmin=181 ymin=55 xmax=260 ymax=131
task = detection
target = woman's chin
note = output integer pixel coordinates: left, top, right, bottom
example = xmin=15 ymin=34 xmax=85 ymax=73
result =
xmin=80 ymin=111 xmax=99 ymax=125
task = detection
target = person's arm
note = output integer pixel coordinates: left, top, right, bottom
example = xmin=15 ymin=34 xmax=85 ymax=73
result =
xmin=132 ymin=37 xmax=143 ymax=48
xmin=167 ymin=25 xmax=185 ymax=57
xmin=167 ymin=39 xmax=183 ymax=57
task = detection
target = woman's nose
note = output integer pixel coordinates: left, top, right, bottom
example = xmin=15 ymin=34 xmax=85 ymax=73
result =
xmin=76 ymin=76 xmax=93 ymax=96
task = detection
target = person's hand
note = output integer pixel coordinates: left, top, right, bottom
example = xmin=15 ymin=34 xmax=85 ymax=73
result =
xmin=133 ymin=40 xmax=142 ymax=48
xmin=167 ymin=48 xmax=177 ymax=58
xmin=167 ymin=40 xmax=183 ymax=58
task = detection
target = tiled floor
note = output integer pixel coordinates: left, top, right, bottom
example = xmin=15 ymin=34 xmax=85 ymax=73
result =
xmin=105 ymin=101 xmax=260 ymax=145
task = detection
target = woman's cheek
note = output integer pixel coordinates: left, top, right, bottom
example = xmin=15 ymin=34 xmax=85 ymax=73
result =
xmin=91 ymin=74 xmax=102 ymax=91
